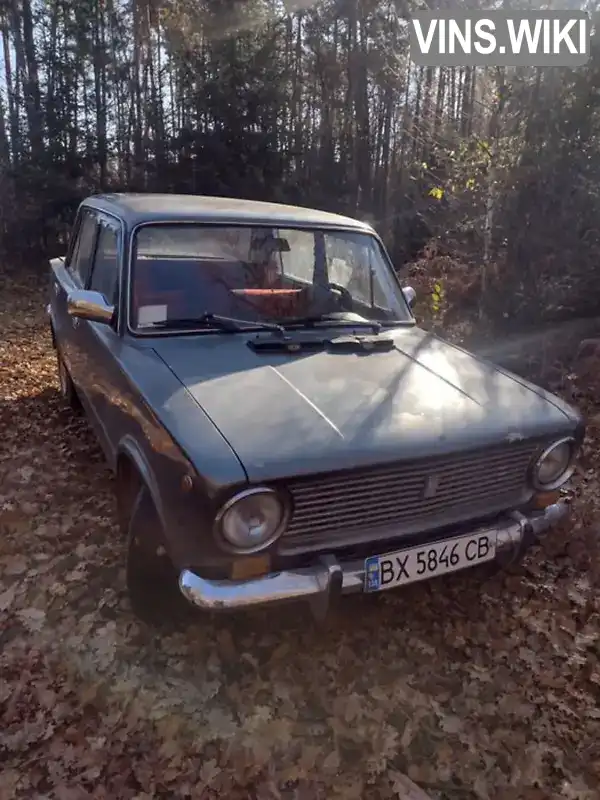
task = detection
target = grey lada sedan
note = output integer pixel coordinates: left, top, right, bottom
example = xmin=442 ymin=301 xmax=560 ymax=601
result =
xmin=47 ymin=193 xmax=584 ymax=624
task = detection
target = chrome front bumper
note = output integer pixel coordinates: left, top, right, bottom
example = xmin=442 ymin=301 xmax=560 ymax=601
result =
xmin=178 ymin=501 xmax=569 ymax=619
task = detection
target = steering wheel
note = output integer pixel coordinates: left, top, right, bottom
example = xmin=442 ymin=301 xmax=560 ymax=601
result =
xmin=327 ymin=282 xmax=354 ymax=311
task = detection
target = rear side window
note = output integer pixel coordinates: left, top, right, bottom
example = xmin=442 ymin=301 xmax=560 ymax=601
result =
xmin=89 ymin=225 xmax=119 ymax=304
xmin=70 ymin=209 xmax=97 ymax=286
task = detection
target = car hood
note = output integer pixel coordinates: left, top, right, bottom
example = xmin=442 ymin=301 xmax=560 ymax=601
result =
xmin=151 ymin=327 xmax=573 ymax=482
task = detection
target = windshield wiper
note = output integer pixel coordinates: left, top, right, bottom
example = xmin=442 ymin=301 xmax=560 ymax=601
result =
xmin=147 ymin=313 xmax=286 ymax=334
xmin=282 ymin=313 xmax=382 ymax=333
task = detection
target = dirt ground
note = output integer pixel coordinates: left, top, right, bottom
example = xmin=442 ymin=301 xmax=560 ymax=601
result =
xmin=2 ymin=274 xmax=600 ymax=800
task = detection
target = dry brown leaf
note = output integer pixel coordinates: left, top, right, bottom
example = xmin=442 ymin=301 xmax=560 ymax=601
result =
xmin=199 ymin=758 xmax=221 ymax=786
xmin=390 ymin=770 xmax=435 ymax=799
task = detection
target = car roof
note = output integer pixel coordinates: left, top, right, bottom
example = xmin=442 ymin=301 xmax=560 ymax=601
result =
xmin=84 ymin=193 xmax=376 ymax=233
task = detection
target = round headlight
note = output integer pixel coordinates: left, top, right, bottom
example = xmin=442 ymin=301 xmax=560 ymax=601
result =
xmin=215 ymin=488 xmax=287 ymax=552
xmin=533 ymin=437 xmax=575 ymax=490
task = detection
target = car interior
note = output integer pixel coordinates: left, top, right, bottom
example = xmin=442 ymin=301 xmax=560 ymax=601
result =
xmin=131 ymin=256 xmax=319 ymax=326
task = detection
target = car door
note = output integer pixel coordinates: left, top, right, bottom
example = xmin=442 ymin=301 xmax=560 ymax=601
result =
xmin=75 ymin=214 xmax=123 ymax=461
xmin=51 ymin=206 xmax=99 ymax=389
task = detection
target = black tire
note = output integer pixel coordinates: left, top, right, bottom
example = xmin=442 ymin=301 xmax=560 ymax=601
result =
xmin=125 ymin=485 xmax=190 ymax=626
xmin=56 ymin=350 xmax=80 ymax=411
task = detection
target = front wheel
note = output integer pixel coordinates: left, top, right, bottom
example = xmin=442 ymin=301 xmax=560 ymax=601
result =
xmin=125 ymin=485 xmax=190 ymax=626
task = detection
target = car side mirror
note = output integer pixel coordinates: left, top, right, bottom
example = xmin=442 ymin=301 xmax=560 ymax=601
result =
xmin=402 ymin=286 xmax=416 ymax=308
xmin=67 ymin=289 xmax=115 ymax=325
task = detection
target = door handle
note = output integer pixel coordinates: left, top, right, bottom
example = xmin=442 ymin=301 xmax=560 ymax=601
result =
xmin=53 ymin=283 xmax=59 ymax=296
xmin=72 ymin=317 xmax=80 ymax=329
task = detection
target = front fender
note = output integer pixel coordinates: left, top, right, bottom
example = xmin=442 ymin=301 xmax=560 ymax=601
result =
xmin=117 ymin=434 xmax=168 ymax=535
xmin=115 ymin=430 xmax=234 ymax=571
xmin=113 ymin=343 xmax=250 ymax=571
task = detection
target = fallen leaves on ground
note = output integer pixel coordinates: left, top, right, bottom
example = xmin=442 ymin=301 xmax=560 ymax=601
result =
xmin=1 ymin=273 xmax=600 ymax=800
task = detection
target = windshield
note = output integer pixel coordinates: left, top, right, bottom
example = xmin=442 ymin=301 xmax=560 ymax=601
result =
xmin=129 ymin=223 xmax=411 ymax=332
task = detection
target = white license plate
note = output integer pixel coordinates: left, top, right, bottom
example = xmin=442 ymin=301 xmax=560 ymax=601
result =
xmin=364 ymin=531 xmax=497 ymax=593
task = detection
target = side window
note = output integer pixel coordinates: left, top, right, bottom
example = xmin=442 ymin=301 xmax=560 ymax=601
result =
xmin=89 ymin=225 xmax=119 ymax=305
xmin=70 ymin=210 xmax=98 ymax=286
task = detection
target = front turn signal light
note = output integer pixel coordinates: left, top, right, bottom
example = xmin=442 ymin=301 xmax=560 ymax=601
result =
xmin=532 ymin=490 xmax=561 ymax=509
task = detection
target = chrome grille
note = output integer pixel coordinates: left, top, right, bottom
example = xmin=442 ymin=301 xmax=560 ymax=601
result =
xmin=279 ymin=441 xmax=538 ymax=552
